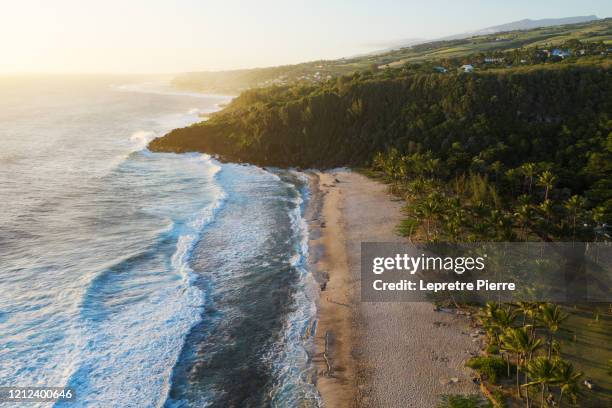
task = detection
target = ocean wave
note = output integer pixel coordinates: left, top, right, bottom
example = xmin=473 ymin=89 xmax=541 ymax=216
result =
xmin=170 ymin=158 xmax=225 ymax=285
xmin=160 ymin=156 xmax=226 ymax=406
xmin=266 ymin=171 xmax=321 ymax=407
xmin=1 ymin=80 xmax=234 ymax=408
xmin=109 ymin=107 xmax=214 ymax=169
xmin=56 ymin=155 xmax=226 ymax=408
xmin=130 ymin=130 xmax=158 ymax=151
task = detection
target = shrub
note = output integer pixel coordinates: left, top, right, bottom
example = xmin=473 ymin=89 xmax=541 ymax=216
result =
xmin=437 ymin=394 xmax=490 ymax=408
xmin=490 ymin=389 xmax=506 ymax=407
xmin=485 ymin=344 xmax=499 ymax=355
xmin=396 ymin=217 xmax=419 ymax=236
xmin=466 ymin=356 xmax=507 ymax=384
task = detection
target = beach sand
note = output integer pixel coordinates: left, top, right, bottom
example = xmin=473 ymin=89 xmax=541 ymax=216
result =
xmin=310 ymin=170 xmax=480 ymax=408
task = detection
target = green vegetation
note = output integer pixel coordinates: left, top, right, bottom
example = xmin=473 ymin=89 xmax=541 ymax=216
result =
xmin=476 ymin=301 xmax=612 ymax=407
xmin=172 ymin=61 xmax=350 ymax=94
xmin=151 ymin=19 xmax=612 ymax=407
xmin=378 ymin=19 xmax=612 ymax=70
xmin=437 ymin=394 xmax=491 ymax=408
xmin=556 ymin=306 xmax=612 ymax=405
xmin=173 ymin=18 xmax=612 ymax=94
xmin=466 ymin=356 xmax=510 ymax=384
xmin=151 ymin=61 xmax=611 ymax=228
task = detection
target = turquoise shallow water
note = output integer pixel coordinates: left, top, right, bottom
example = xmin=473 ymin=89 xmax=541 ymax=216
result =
xmin=0 ymin=76 xmax=320 ymax=407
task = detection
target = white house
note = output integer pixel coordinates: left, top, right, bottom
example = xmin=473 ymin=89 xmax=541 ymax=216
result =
xmin=459 ymin=64 xmax=474 ymax=73
xmin=552 ymin=49 xmax=571 ymax=58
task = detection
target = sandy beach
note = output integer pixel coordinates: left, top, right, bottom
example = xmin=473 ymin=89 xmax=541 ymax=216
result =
xmin=310 ymin=170 xmax=480 ymax=408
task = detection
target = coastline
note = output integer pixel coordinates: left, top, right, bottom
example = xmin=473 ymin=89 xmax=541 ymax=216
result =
xmin=310 ymin=169 xmax=481 ymax=407
xmin=307 ymin=170 xmax=357 ymax=407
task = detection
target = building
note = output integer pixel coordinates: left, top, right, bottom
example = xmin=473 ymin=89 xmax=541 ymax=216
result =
xmin=551 ymin=49 xmax=571 ymax=58
xmin=459 ymin=64 xmax=474 ymax=73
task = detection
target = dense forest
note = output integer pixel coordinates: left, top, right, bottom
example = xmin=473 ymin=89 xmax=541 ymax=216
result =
xmin=150 ymin=62 xmax=611 ymax=226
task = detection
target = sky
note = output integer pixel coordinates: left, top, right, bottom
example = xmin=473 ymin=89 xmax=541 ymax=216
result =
xmin=0 ymin=0 xmax=610 ymax=74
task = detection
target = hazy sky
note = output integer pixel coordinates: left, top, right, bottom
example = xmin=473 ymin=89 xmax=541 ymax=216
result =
xmin=0 ymin=0 xmax=610 ymax=74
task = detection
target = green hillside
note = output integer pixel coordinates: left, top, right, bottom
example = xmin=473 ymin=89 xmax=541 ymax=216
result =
xmin=151 ymin=61 xmax=611 ymax=219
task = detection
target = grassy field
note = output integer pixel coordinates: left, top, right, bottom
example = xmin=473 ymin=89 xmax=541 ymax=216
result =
xmin=558 ymin=306 xmax=612 ymax=407
xmin=378 ymin=18 xmax=612 ymax=68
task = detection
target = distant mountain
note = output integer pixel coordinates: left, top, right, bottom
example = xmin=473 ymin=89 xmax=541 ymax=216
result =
xmin=369 ymin=16 xmax=599 ymax=53
xmin=442 ymin=15 xmax=599 ymax=40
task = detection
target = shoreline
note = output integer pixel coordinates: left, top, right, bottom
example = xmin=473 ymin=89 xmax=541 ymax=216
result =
xmin=309 ymin=169 xmax=481 ymax=407
xmin=307 ymin=170 xmax=358 ymax=407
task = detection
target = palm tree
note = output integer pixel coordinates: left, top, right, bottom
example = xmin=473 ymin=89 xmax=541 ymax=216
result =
xmin=505 ymin=167 xmax=521 ymax=197
xmin=424 ymin=157 xmax=441 ymax=178
xmin=495 ymin=307 xmax=517 ymax=333
xmin=537 ymin=170 xmax=557 ymax=201
xmin=524 ymin=357 xmax=557 ymax=408
xmin=488 ymin=209 xmax=512 ymax=241
xmin=483 ymin=306 xmax=516 ymax=378
xmin=538 ymin=304 xmax=568 ymax=359
xmin=372 ymin=152 xmax=386 ymax=171
xmin=538 ymin=199 xmax=555 ymax=228
xmin=416 ymin=193 xmax=441 ymax=240
xmin=514 ymin=203 xmax=534 ymax=239
xmin=481 ymin=302 xmax=502 ymax=346
xmin=564 ymin=195 xmax=586 ymax=241
xmin=500 ymin=327 xmax=542 ymax=400
xmin=482 ymin=301 xmax=500 ymax=321
xmin=443 ymin=198 xmax=465 ymax=241
xmin=397 ymin=159 xmax=410 ymax=181
xmin=500 ymin=328 xmax=522 ymax=395
xmin=520 ymin=163 xmax=536 ymax=193
xmin=553 ymin=359 xmax=583 ymax=408
xmin=514 ymin=301 xmax=542 ymax=343
xmin=490 ymin=160 xmax=503 ymax=183
xmin=514 ymin=301 xmax=538 ymax=328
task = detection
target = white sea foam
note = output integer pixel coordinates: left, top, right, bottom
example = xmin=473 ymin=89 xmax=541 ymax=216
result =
xmin=158 ymin=156 xmax=226 ymax=405
xmin=171 ymin=158 xmax=225 ymax=285
xmin=55 ymin=156 xmax=225 ymax=408
xmin=129 ymin=130 xmax=157 ymax=151
xmin=267 ymin=172 xmax=322 ymax=407
xmin=0 ymin=78 xmax=234 ymax=408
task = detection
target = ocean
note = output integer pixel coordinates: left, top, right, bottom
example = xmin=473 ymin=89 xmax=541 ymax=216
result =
xmin=0 ymin=75 xmax=320 ymax=407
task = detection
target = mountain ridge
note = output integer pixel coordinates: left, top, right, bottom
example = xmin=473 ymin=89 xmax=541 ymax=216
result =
xmin=448 ymin=15 xmax=599 ymax=38
xmin=374 ymin=15 xmax=600 ymax=51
